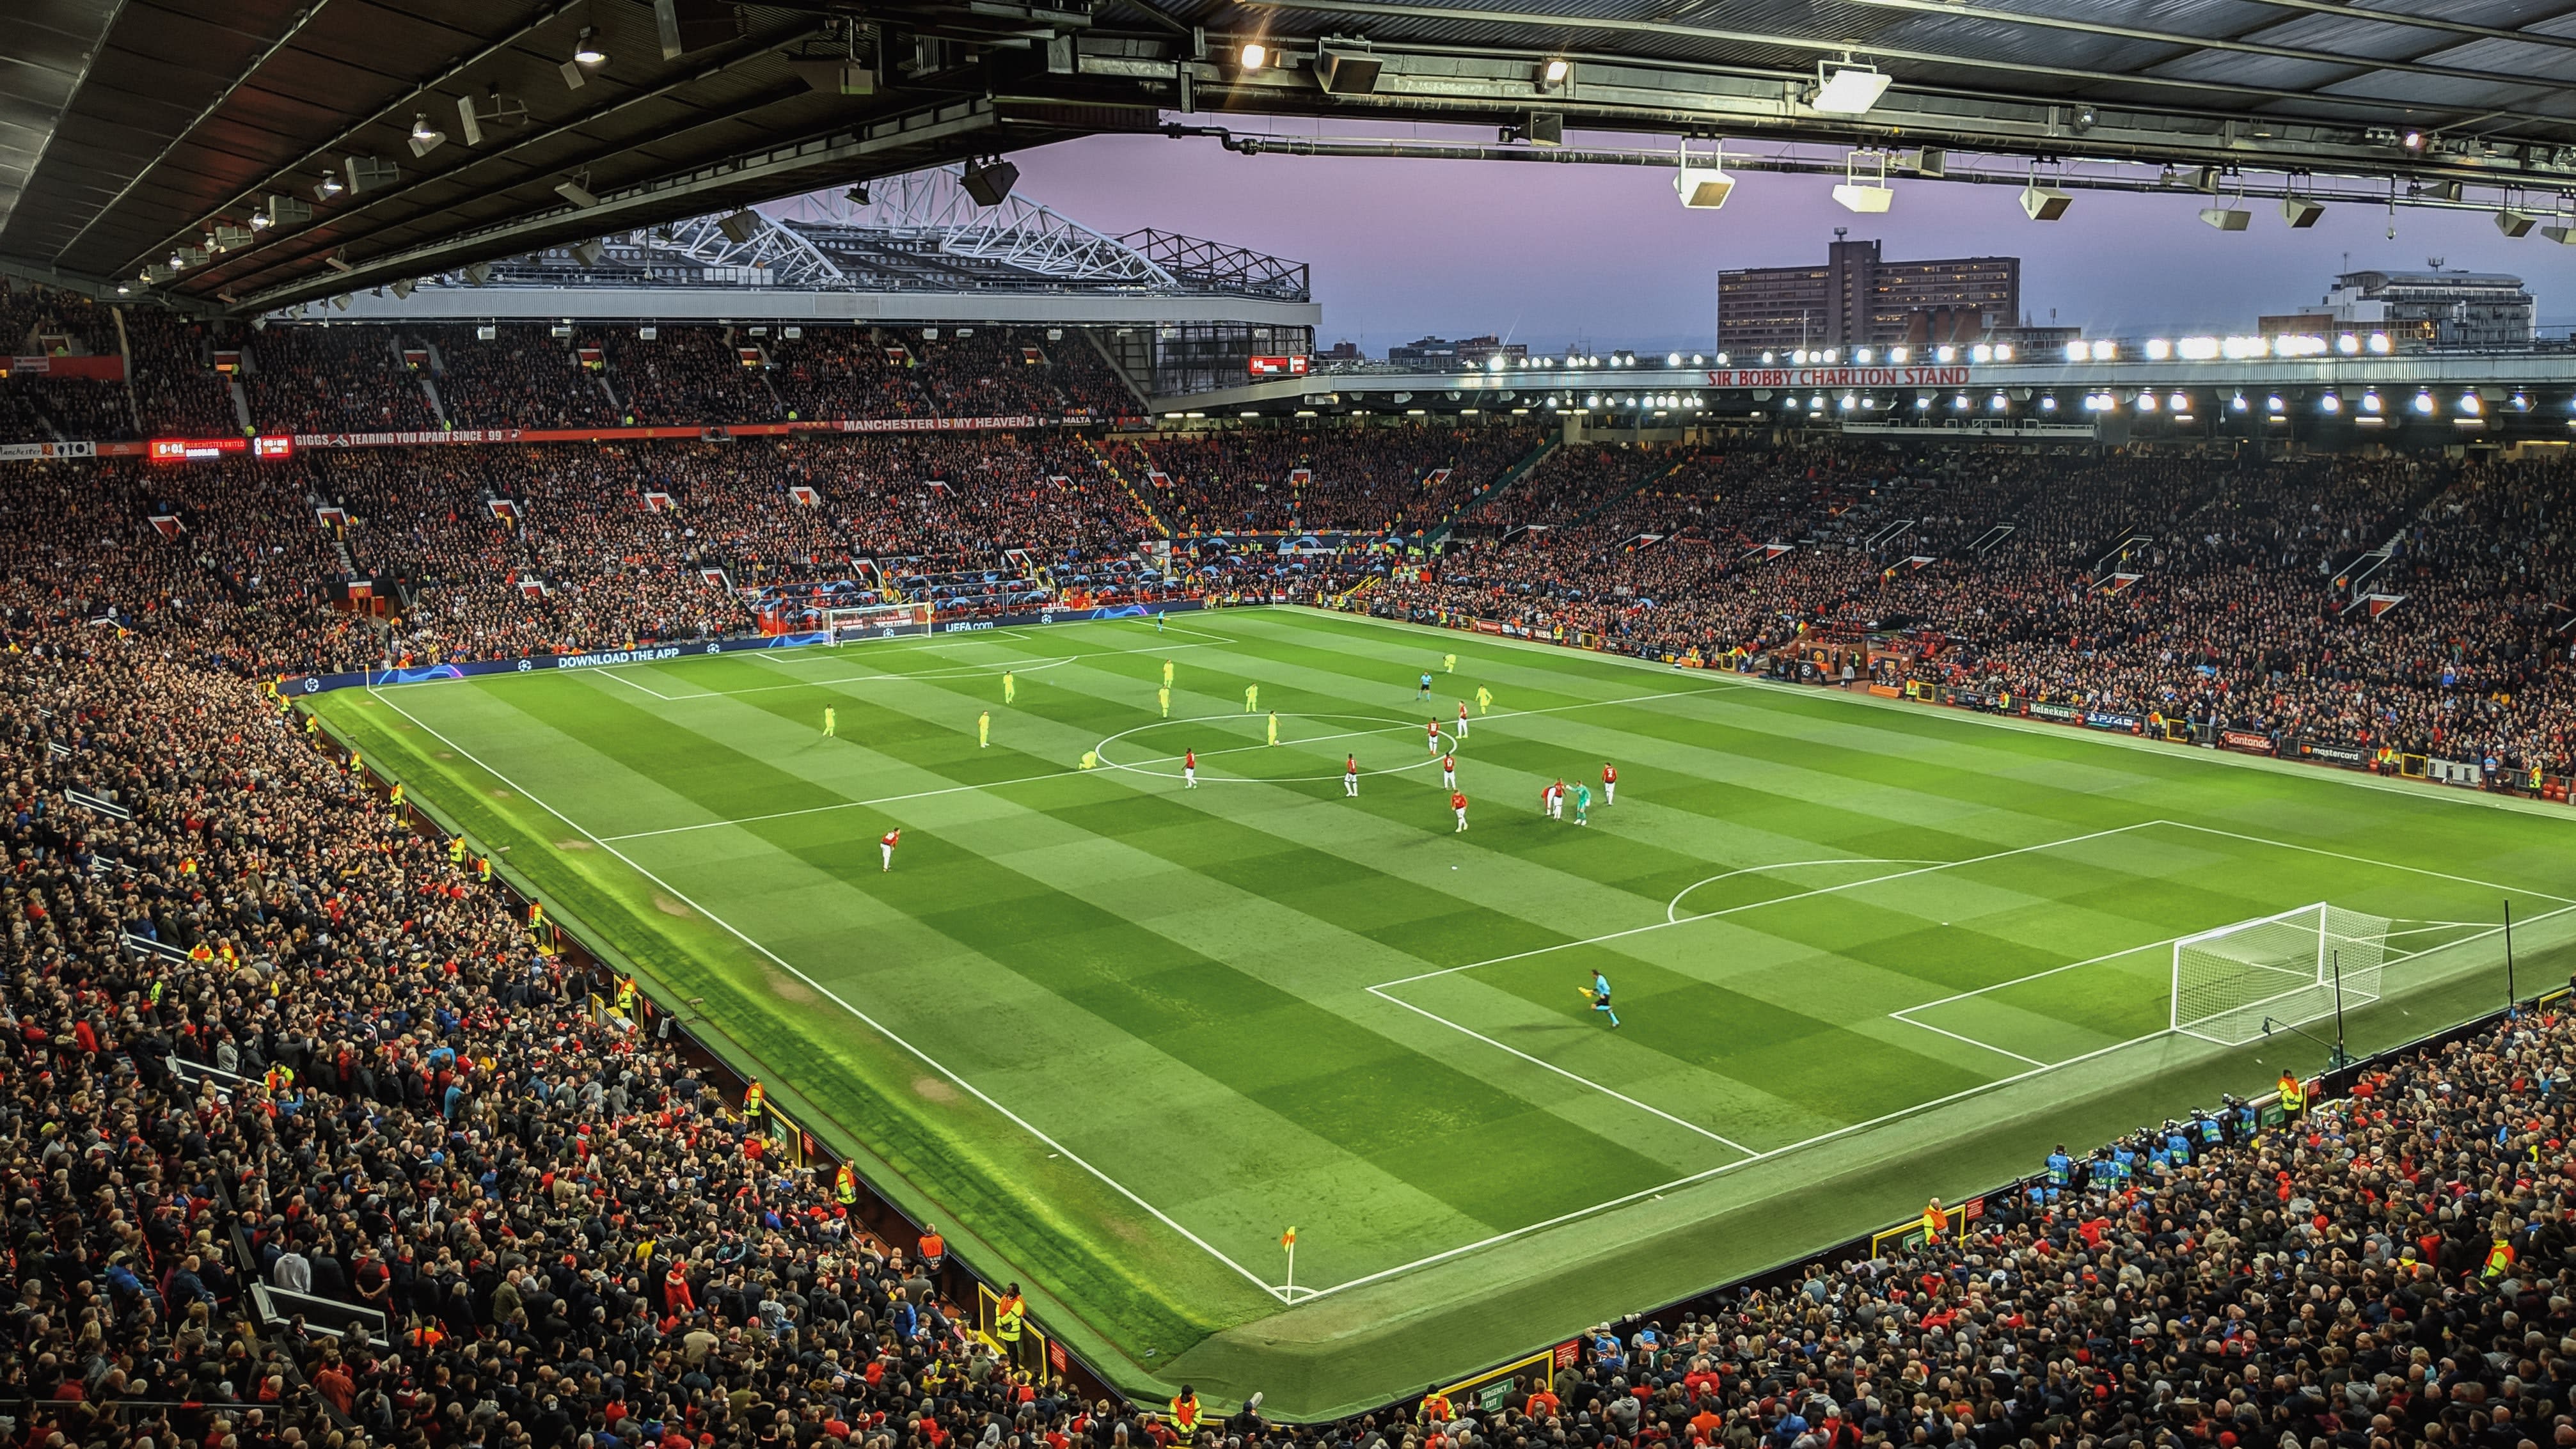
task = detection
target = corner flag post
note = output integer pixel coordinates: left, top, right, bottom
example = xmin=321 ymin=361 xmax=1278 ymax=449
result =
xmin=1282 ymin=1226 xmax=1296 ymax=1299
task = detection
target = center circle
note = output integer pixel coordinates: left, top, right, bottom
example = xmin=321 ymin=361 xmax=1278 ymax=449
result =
xmin=1094 ymin=712 xmax=1454 ymax=783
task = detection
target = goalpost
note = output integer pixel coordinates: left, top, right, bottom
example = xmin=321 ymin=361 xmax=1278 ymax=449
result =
xmin=823 ymin=602 xmax=934 ymax=644
xmin=2171 ymin=902 xmax=2392 ymax=1045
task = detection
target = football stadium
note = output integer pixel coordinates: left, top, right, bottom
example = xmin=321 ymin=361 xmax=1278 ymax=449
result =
xmin=8 ymin=1 xmax=2576 ymax=1445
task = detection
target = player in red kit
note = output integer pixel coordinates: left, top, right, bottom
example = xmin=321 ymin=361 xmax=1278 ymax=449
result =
xmin=1451 ymin=791 xmax=1469 ymax=832
xmin=1602 ymin=762 xmax=1618 ymax=805
xmin=1426 ymin=719 xmax=1441 ymax=755
xmin=880 ymin=828 xmax=901 ymax=871
xmin=1456 ymin=701 xmax=1471 ymax=740
xmin=1551 ymin=779 xmax=1567 ymax=820
xmin=1441 ymin=752 xmax=1456 ymax=789
xmin=1183 ymin=749 xmax=1197 ymax=789
xmin=1344 ymin=754 xmax=1360 ymax=796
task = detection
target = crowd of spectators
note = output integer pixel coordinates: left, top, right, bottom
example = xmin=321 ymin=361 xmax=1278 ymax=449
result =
xmin=1371 ymin=441 xmax=2576 ymax=776
xmin=6 ymin=551 xmax=2576 ymax=1449
xmin=0 ymin=601 xmax=1072 ymax=1449
xmin=239 ymin=330 xmax=439 ymax=438
xmin=1116 ymin=426 xmax=1541 ymax=534
xmin=8 ymin=286 xmax=2576 ymax=1448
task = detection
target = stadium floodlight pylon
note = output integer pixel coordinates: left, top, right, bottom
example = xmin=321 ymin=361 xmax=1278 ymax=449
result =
xmin=825 ymin=602 xmax=935 ymax=643
xmin=2171 ymin=903 xmax=2390 ymax=1046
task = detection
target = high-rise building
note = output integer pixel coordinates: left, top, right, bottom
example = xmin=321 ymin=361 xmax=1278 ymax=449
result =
xmin=2262 ymin=267 xmax=2534 ymax=350
xmin=1386 ymin=334 xmax=1528 ymax=368
xmin=1718 ymin=236 xmax=2021 ymax=356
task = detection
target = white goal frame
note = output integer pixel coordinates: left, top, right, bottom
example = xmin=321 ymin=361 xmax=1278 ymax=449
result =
xmin=825 ymin=601 xmax=934 ymax=643
xmin=2170 ymin=901 xmax=2389 ymax=1046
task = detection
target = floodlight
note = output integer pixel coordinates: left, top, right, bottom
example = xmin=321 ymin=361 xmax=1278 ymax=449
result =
xmin=1674 ymin=158 xmax=1735 ymax=209
xmin=1316 ymin=46 xmax=1382 ymax=94
xmin=571 ymin=239 xmax=606 ymax=267
xmin=718 ymin=210 xmax=762 ymax=244
xmin=2460 ymin=392 xmax=2482 ymax=415
xmin=1239 ymin=42 xmax=1268 ymax=71
xmin=2545 ymin=224 xmax=2576 ymax=246
xmin=2412 ymin=390 xmax=2435 ymax=415
xmin=313 ymin=173 xmax=344 ymax=202
xmin=960 ymin=157 xmax=1018 ymax=206
xmin=2319 ymin=392 xmax=2340 ymax=414
xmin=1832 ymin=150 xmax=1891 ymax=213
xmin=791 ymin=59 xmax=876 ymax=95
xmin=2020 ymin=183 xmax=2071 ymax=221
xmin=324 ymin=249 xmax=353 ymax=273
xmin=2199 ymin=205 xmax=2249 ymax=231
xmin=407 ymin=114 xmax=446 ymax=159
xmin=555 ymin=178 xmax=600 ymax=209
xmin=2497 ymin=209 xmax=2541 ymax=238
xmin=345 ymin=157 xmax=399 ymax=194
xmin=1812 ymin=59 xmax=1891 ymax=115
xmin=2280 ymin=197 xmax=2325 ymax=228
xmin=2266 ymin=395 xmax=2286 ymax=415
xmin=1537 ymin=58 xmax=1570 ymax=92
xmin=2360 ymin=390 xmax=2382 ymax=414
xmin=562 ymin=27 xmax=607 ymax=88
xmin=391 ymin=278 xmax=415 ymax=299
xmin=463 ymin=262 xmax=493 ymax=285
xmin=1521 ymin=112 xmax=1564 ymax=146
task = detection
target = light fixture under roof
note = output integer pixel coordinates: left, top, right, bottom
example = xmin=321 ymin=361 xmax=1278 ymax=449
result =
xmin=407 ymin=113 xmax=446 ymax=159
xmin=1831 ymin=150 xmax=1892 ymax=213
xmin=1673 ymin=141 xmax=1733 ymax=209
xmin=1810 ymin=56 xmax=1891 ymax=115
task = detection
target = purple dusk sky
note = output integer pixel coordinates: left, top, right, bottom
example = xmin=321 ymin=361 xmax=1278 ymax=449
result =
xmin=1012 ymin=120 xmax=2576 ymax=357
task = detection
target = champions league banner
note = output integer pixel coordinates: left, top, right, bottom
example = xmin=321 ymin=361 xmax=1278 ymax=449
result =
xmin=279 ymin=600 xmax=1211 ymax=695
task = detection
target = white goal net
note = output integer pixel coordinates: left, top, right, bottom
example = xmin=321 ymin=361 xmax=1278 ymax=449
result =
xmin=2171 ymin=902 xmax=2391 ymax=1045
xmin=825 ymin=602 xmax=933 ymax=643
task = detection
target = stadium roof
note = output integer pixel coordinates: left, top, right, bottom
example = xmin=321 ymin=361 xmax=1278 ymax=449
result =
xmin=8 ymin=0 xmax=2576 ymax=315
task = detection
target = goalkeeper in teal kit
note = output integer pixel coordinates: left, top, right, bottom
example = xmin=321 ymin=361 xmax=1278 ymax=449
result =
xmin=1579 ymin=969 xmax=1620 ymax=1027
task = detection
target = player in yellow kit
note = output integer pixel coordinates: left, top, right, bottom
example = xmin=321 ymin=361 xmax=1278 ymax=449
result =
xmin=977 ymin=711 xmax=990 ymax=748
xmin=1244 ymin=683 xmax=1258 ymax=713
xmin=1475 ymin=685 xmax=1493 ymax=714
xmin=1002 ymin=671 xmax=1015 ymax=704
xmin=1162 ymin=658 xmax=1174 ymax=688
xmin=1267 ymin=710 xmax=1279 ymax=745
xmin=1158 ymin=685 xmax=1171 ymax=718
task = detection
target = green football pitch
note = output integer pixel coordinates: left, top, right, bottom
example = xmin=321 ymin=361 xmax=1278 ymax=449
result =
xmin=313 ymin=606 xmax=2576 ymax=1418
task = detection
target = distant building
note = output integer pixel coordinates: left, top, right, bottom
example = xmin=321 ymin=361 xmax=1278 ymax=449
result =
xmin=1386 ymin=334 xmax=1528 ymax=368
xmin=1318 ymin=339 xmax=1363 ymax=361
xmin=1719 ymin=237 xmax=2021 ymax=356
xmin=2266 ymin=267 xmax=2534 ymax=350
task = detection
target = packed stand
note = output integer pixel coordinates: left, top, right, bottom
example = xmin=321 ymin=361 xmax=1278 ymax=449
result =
xmin=241 ymin=326 xmax=439 ymax=436
xmin=411 ymin=324 xmax=619 ymax=431
xmin=1119 ymin=425 xmax=1542 ymax=534
xmin=0 ymin=604 xmax=1064 ymax=1449
xmin=1445 ymin=1002 xmax=2576 ymax=1449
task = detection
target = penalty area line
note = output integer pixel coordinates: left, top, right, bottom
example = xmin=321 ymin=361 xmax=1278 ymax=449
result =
xmin=360 ymin=685 xmax=1298 ymax=1306
xmin=1283 ymin=1022 xmax=2175 ymax=1305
